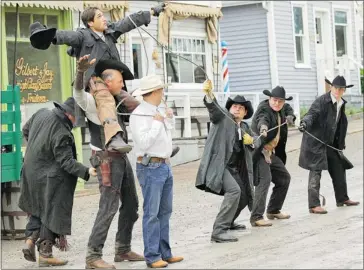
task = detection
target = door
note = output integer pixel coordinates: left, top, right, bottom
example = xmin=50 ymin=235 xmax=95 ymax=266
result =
xmin=315 ymin=10 xmax=334 ymax=94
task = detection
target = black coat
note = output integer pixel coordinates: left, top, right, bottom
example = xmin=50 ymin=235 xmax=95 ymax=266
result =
xmin=53 ymin=11 xmax=151 ymax=127
xmin=299 ymin=92 xmax=348 ymax=171
xmin=275 ymin=103 xmax=296 ymax=164
xmin=19 ymin=108 xmax=89 ymax=235
xmin=196 ymin=97 xmax=260 ymax=210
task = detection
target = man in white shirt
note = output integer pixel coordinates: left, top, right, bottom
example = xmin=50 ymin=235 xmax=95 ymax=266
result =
xmin=299 ymin=75 xmax=359 ymax=214
xmin=130 ymin=75 xmax=183 ymax=268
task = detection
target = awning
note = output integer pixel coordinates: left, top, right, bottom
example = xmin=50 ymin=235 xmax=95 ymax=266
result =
xmin=83 ymin=1 xmax=129 ymax=11
xmin=158 ymin=2 xmax=223 ymax=45
xmin=1 ymin=1 xmax=83 ymax=11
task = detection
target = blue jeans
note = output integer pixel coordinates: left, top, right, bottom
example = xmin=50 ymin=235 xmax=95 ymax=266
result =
xmin=136 ymin=162 xmax=173 ymax=264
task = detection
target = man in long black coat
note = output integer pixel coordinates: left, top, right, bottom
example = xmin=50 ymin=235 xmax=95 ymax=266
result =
xmin=298 ymin=76 xmax=360 ymax=214
xmin=19 ymin=98 xmax=96 ymax=267
xmin=196 ymin=80 xmax=260 ymax=243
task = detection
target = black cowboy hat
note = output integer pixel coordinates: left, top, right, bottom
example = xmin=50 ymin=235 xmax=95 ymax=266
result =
xmin=53 ymin=97 xmax=76 ymax=116
xmin=325 ymin=75 xmax=353 ymax=88
xmin=29 ymin=22 xmax=57 ymax=50
xmin=263 ymin=86 xmax=293 ymax=101
xmin=225 ymin=95 xmax=254 ymax=119
xmin=94 ymin=59 xmax=134 ymax=81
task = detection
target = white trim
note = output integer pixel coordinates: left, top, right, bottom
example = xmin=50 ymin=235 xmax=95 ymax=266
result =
xmin=222 ymin=1 xmax=263 ymax=8
xmin=291 ymin=1 xmax=311 ymax=69
xmin=332 ymin=4 xmax=354 ymax=70
xmin=264 ymin=1 xmax=279 ymax=88
xmin=313 ymin=7 xmax=334 ymax=96
xmin=162 ymin=34 xmax=212 ymax=89
xmin=129 ymin=34 xmax=155 ymax=91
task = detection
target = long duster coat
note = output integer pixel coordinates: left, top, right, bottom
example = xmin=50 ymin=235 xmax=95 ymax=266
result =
xmin=19 ymin=108 xmax=89 ymax=235
xmin=299 ymin=91 xmax=348 ymax=171
xmin=195 ymin=97 xmax=260 ymax=210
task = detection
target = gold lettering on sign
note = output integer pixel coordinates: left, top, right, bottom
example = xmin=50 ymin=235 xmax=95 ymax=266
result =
xmin=15 ymin=57 xmax=56 ymax=103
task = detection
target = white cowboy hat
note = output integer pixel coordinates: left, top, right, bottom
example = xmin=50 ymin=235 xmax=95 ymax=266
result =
xmin=131 ymin=74 xmax=168 ymax=97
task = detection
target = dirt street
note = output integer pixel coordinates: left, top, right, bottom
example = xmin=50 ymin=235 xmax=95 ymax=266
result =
xmin=1 ymin=129 xmax=363 ymax=269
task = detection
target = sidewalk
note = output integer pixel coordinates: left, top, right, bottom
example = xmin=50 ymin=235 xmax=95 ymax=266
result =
xmin=75 ymin=118 xmax=363 ymax=197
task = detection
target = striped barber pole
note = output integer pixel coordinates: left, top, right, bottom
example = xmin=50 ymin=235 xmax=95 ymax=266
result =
xmin=221 ymin=41 xmax=230 ymax=94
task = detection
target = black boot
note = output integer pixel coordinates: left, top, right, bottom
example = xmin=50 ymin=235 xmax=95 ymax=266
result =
xmin=22 ymin=231 xmax=39 ymax=262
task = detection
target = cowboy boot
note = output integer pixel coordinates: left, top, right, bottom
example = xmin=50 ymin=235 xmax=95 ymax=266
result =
xmin=309 ymin=206 xmax=328 ymax=214
xmin=337 ymin=200 xmax=360 ymax=207
xmin=266 ymin=212 xmax=291 ymax=220
xmin=85 ymin=259 xmax=116 ymax=269
xmin=107 ymin=133 xmax=132 ymax=153
xmin=38 ymin=240 xmax=68 ymax=267
xmin=114 ymin=251 xmax=144 ymax=262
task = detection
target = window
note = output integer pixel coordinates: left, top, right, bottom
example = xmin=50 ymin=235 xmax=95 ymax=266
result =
xmin=334 ymin=11 xmax=348 ymax=57
xmin=292 ymin=3 xmax=310 ymax=67
xmin=315 ymin=17 xmax=323 ymax=44
xmin=5 ymin=12 xmax=62 ymax=104
xmin=165 ymin=37 xmax=207 ymax=83
xmin=132 ymin=44 xmax=143 ymax=79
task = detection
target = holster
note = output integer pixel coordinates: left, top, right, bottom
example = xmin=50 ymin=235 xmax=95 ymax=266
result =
xmin=91 ymin=151 xmax=113 ymax=186
xmin=100 ymin=158 xmax=112 ymax=186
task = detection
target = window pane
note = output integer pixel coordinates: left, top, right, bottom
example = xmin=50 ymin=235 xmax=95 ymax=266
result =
xmin=193 ymin=54 xmax=206 ymax=83
xmin=295 ymin=36 xmax=304 ymax=63
xmin=7 ymin=42 xmax=62 ymax=103
xmin=315 ymin=18 xmax=322 ymax=44
xmin=196 ymin=40 xmax=202 ymax=53
xmin=335 ymin=11 xmax=347 ymax=24
xmin=201 ymin=40 xmax=205 ymax=52
xmin=179 ymin=54 xmax=193 ymax=83
xmin=172 ymin=38 xmax=177 ymax=51
xmin=191 ymin=39 xmax=197 ymax=52
xmin=19 ymin=14 xmax=31 ymax=38
xmin=166 ymin=53 xmax=179 ymax=83
xmin=132 ymin=44 xmax=143 ymax=79
xmin=335 ymin=25 xmax=347 ymax=57
xmin=5 ymin=12 xmax=17 ymax=38
xmin=47 ymin=15 xmax=58 ymax=29
xmin=293 ymin=7 xmax=304 ymax=34
xmin=33 ymin=14 xmax=44 ymax=25
xmin=177 ymin=38 xmax=183 ymax=51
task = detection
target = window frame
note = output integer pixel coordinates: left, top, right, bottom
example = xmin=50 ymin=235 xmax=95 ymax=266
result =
xmin=332 ymin=5 xmax=354 ymax=70
xmin=1 ymin=7 xmax=73 ymax=99
xmin=291 ymin=1 xmax=311 ymax=69
xmin=163 ymin=31 xmax=213 ymax=90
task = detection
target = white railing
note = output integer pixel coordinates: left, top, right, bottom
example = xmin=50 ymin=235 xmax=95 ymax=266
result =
xmin=165 ymin=91 xmax=301 ymax=138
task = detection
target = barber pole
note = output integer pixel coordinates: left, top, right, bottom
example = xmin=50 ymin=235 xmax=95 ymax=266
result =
xmin=221 ymin=41 xmax=230 ymax=103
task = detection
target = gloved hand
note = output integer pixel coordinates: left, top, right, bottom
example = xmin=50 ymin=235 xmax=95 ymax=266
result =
xmin=202 ymin=79 xmax=214 ymax=98
xmin=151 ymin=3 xmax=166 ymax=17
xmin=286 ymin=115 xmax=295 ymax=125
xmin=298 ymin=121 xmax=307 ymax=132
xmin=77 ymin=54 xmax=96 ymax=72
xmin=260 ymin=125 xmax=268 ymax=137
xmin=89 ymin=167 xmax=97 ymax=177
xmin=243 ymin=133 xmax=254 ymax=145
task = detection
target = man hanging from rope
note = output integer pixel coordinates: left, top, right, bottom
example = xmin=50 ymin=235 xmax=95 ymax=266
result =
xmin=28 ymin=3 xmax=178 ymax=156
xmin=298 ymin=75 xmax=359 ymax=214
xmin=250 ymin=86 xmax=294 ymax=227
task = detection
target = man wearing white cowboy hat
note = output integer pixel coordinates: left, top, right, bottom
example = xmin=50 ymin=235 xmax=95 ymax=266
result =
xmin=250 ymin=86 xmax=294 ymax=227
xmin=130 ymin=74 xmax=183 ymax=268
xmin=298 ymin=75 xmax=359 ymax=214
